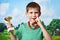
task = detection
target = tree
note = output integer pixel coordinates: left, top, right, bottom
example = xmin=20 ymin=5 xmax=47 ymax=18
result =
xmin=0 ymin=23 xmax=6 ymax=32
xmin=47 ymin=19 xmax=60 ymax=36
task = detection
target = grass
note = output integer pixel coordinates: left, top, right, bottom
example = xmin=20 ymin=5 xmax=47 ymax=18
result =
xmin=52 ymin=36 xmax=60 ymax=40
xmin=43 ymin=36 xmax=60 ymax=40
xmin=0 ymin=30 xmax=11 ymax=40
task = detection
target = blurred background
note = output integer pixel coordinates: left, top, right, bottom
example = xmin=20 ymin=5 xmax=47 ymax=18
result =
xmin=0 ymin=0 xmax=60 ymax=40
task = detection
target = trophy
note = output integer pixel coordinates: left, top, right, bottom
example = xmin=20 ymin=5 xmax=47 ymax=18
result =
xmin=4 ymin=16 xmax=14 ymax=32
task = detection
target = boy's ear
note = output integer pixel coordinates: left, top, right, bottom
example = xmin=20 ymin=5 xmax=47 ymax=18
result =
xmin=39 ymin=12 xmax=41 ymax=17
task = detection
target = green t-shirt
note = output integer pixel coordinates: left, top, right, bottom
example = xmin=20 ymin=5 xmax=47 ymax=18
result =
xmin=14 ymin=23 xmax=43 ymax=40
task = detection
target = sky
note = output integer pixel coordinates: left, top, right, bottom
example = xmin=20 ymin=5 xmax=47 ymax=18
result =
xmin=0 ymin=0 xmax=60 ymax=26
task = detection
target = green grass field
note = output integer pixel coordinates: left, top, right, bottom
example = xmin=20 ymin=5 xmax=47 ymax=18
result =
xmin=0 ymin=30 xmax=11 ymax=40
xmin=43 ymin=36 xmax=60 ymax=40
xmin=52 ymin=36 xmax=60 ymax=40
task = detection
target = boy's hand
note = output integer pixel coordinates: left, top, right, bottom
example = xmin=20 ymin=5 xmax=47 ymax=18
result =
xmin=7 ymin=23 xmax=14 ymax=32
xmin=7 ymin=23 xmax=12 ymax=28
xmin=35 ymin=17 xmax=42 ymax=26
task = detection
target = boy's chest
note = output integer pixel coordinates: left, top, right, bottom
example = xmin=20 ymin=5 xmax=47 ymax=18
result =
xmin=22 ymin=24 xmax=42 ymax=37
xmin=18 ymin=23 xmax=43 ymax=40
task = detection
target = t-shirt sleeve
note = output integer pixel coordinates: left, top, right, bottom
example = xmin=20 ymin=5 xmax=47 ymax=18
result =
xmin=14 ymin=23 xmax=23 ymax=40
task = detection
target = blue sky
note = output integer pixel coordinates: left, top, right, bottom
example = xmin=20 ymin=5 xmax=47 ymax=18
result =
xmin=0 ymin=0 xmax=60 ymax=26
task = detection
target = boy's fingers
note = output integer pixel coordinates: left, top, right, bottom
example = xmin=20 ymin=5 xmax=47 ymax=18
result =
xmin=35 ymin=17 xmax=42 ymax=23
xmin=35 ymin=17 xmax=39 ymax=22
xmin=7 ymin=23 xmax=12 ymax=28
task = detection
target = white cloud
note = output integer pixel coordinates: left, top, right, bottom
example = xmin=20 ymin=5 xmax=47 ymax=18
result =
xmin=40 ymin=17 xmax=53 ymax=25
xmin=41 ymin=5 xmax=55 ymax=17
xmin=8 ymin=8 xmax=26 ymax=26
xmin=0 ymin=3 xmax=9 ymax=16
xmin=40 ymin=5 xmax=55 ymax=25
xmin=12 ymin=8 xmax=19 ymax=17
xmin=3 ymin=7 xmax=27 ymax=26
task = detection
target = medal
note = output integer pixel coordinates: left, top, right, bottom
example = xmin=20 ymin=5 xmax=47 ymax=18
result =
xmin=28 ymin=21 xmax=39 ymax=30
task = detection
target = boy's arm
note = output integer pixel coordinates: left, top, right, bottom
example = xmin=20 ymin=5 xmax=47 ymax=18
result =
xmin=7 ymin=23 xmax=18 ymax=40
xmin=10 ymin=31 xmax=18 ymax=40
xmin=36 ymin=18 xmax=52 ymax=40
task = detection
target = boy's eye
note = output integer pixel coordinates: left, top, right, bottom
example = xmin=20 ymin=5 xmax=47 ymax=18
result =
xmin=30 ymin=12 xmax=33 ymax=14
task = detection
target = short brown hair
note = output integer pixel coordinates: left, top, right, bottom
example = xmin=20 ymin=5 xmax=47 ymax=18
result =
xmin=26 ymin=2 xmax=41 ymax=16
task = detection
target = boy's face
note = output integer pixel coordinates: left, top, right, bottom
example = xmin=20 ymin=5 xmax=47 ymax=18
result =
xmin=26 ymin=8 xmax=40 ymax=20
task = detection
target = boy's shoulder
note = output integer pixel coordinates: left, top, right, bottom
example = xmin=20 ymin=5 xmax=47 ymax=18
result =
xmin=15 ymin=22 xmax=27 ymax=30
xmin=21 ymin=22 xmax=27 ymax=26
xmin=20 ymin=22 xmax=28 ymax=26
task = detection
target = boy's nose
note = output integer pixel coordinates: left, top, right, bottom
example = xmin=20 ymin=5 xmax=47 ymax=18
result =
xmin=33 ymin=13 xmax=36 ymax=16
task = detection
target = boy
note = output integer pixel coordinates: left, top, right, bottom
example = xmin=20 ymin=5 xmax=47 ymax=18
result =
xmin=6 ymin=2 xmax=52 ymax=40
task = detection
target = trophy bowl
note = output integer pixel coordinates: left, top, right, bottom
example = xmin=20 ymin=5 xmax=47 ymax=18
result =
xmin=4 ymin=16 xmax=12 ymax=22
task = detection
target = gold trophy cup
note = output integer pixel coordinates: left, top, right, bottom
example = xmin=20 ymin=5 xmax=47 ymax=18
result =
xmin=4 ymin=16 xmax=14 ymax=32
